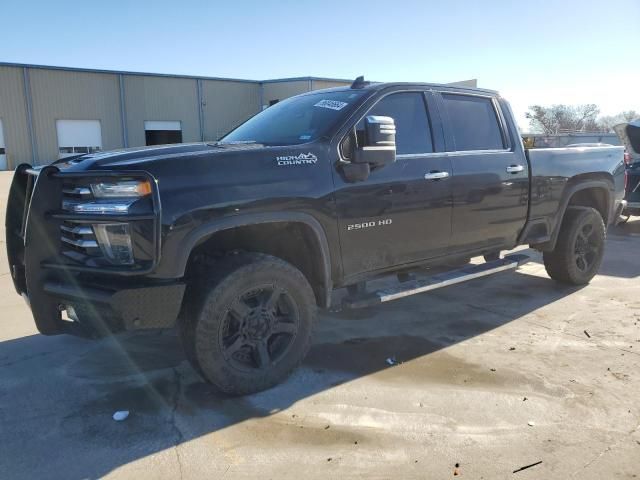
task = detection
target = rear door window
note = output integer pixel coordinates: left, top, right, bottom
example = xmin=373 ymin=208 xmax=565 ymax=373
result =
xmin=441 ymin=94 xmax=505 ymax=151
xmin=358 ymin=92 xmax=433 ymax=155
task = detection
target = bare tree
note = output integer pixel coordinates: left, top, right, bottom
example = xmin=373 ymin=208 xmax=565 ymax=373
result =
xmin=526 ymin=104 xmax=601 ymax=134
xmin=597 ymin=110 xmax=639 ymax=132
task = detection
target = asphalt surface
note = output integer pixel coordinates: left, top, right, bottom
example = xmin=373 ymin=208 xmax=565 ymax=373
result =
xmin=0 ymin=171 xmax=639 ymax=479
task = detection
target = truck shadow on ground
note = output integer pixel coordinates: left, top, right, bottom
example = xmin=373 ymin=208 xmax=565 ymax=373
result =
xmin=1 ymin=262 xmax=593 ymax=479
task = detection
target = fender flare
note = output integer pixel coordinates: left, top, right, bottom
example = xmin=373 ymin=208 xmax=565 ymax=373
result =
xmin=175 ymin=212 xmax=333 ymax=308
xmin=544 ymin=179 xmax=613 ymax=250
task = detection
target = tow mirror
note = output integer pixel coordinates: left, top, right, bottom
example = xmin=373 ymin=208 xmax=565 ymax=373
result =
xmin=353 ymin=116 xmax=397 ymax=167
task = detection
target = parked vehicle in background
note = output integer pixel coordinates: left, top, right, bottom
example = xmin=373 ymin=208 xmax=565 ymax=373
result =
xmin=6 ymin=78 xmax=627 ymax=395
xmin=614 ymin=120 xmax=640 ymax=217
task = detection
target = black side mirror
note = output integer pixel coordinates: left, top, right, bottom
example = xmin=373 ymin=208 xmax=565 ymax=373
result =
xmin=353 ymin=116 xmax=396 ymax=167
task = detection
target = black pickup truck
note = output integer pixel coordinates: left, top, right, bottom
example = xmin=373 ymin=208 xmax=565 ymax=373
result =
xmin=6 ymin=78 xmax=626 ymax=394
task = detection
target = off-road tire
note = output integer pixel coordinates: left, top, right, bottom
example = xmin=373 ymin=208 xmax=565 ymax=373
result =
xmin=179 ymin=252 xmax=316 ymax=395
xmin=543 ymin=207 xmax=606 ymax=285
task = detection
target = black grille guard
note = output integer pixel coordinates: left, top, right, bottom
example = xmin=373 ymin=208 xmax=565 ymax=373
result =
xmin=5 ymin=164 xmax=162 ymax=335
xmin=6 ymin=164 xmax=65 ymax=334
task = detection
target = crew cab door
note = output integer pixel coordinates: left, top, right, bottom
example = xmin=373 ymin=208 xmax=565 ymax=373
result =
xmin=333 ymin=91 xmax=453 ymax=279
xmin=436 ymin=92 xmax=529 ymax=252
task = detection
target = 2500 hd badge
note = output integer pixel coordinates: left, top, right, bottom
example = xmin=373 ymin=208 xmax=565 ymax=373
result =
xmin=347 ymin=218 xmax=393 ymax=231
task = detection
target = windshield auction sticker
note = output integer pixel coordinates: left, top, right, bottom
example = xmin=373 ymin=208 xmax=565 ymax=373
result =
xmin=314 ymin=99 xmax=348 ymax=111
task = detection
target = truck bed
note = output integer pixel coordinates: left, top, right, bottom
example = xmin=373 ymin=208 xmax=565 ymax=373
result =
xmin=525 ymin=145 xmax=625 ymax=242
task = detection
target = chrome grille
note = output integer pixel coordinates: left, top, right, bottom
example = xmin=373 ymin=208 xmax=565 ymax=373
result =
xmin=60 ymin=182 xmax=102 ymax=259
xmin=61 ymin=182 xmax=92 ymax=212
xmin=60 ymin=221 xmax=100 ymax=256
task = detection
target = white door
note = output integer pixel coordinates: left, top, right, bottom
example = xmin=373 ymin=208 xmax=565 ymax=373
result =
xmin=0 ymin=119 xmax=6 ymax=170
xmin=56 ymin=120 xmax=102 ymax=159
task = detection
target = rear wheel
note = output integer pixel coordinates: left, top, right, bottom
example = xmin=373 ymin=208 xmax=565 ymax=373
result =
xmin=543 ymin=207 xmax=605 ymax=285
xmin=180 ymin=253 xmax=316 ymax=395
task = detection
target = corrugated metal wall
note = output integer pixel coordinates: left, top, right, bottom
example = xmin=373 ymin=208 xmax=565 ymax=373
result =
xmin=311 ymin=80 xmax=350 ymax=91
xmin=262 ymin=81 xmax=310 ymax=106
xmin=260 ymin=79 xmax=350 ymax=109
xmin=29 ymin=68 xmax=123 ymax=163
xmin=123 ymin=75 xmax=200 ymax=146
xmin=0 ymin=64 xmax=474 ymax=169
xmin=0 ymin=66 xmax=33 ymax=168
xmin=201 ymin=80 xmax=261 ymax=141
xmin=0 ymin=73 xmax=350 ymax=168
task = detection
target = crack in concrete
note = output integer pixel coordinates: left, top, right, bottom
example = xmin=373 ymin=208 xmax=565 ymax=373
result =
xmin=570 ymin=422 xmax=640 ymax=477
xmin=463 ymin=302 xmax=513 ymax=319
xmin=463 ymin=302 xmax=640 ymax=359
xmin=170 ymin=367 xmax=185 ymax=480
xmin=523 ymin=318 xmax=640 ymax=357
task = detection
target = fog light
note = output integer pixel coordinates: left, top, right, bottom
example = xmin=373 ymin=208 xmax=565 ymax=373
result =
xmin=93 ymin=223 xmax=134 ymax=265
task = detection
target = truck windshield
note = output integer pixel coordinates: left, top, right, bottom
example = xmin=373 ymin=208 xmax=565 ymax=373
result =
xmin=219 ymin=91 xmax=364 ymax=146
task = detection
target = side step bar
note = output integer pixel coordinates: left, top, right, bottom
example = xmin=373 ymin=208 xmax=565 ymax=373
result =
xmin=343 ymin=254 xmax=530 ymax=309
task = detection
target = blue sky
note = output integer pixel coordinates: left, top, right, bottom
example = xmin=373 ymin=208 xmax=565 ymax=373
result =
xmin=2 ymin=0 xmax=638 ymax=127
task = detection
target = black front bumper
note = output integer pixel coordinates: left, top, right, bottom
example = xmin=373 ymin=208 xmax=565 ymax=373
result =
xmin=44 ymin=279 xmax=185 ymax=335
xmin=6 ymin=164 xmax=185 ymax=336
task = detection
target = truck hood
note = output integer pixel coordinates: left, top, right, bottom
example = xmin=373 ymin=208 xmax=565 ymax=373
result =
xmin=52 ymin=142 xmax=268 ymax=171
xmin=614 ymin=120 xmax=640 ymax=163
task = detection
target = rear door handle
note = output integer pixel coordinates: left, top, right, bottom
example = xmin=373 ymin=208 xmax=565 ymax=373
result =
xmin=424 ymin=171 xmax=450 ymax=180
xmin=506 ymin=165 xmax=524 ymax=174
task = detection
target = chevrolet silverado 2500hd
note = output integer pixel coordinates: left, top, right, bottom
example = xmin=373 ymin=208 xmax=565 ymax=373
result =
xmin=7 ymin=77 xmax=626 ymax=394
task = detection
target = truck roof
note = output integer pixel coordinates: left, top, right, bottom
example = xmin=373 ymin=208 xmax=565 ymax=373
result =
xmin=302 ymin=81 xmax=498 ymax=96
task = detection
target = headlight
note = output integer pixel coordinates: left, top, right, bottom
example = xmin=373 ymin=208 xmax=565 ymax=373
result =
xmin=60 ymin=176 xmax=156 ymax=267
xmin=93 ymin=223 xmax=134 ymax=264
xmin=63 ymin=179 xmax=153 ymax=214
xmin=90 ymin=180 xmax=152 ymax=198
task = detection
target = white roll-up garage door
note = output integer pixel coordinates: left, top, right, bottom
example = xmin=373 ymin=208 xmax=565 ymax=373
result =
xmin=144 ymin=121 xmax=181 ymax=131
xmin=56 ymin=120 xmax=102 ymax=159
xmin=0 ymin=119 xmax=6 ymax=170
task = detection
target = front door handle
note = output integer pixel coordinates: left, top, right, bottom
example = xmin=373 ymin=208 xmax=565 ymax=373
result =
xmin=506 ymin=165 xmax=524 ymax=174
xmin=424 ymin=171 xmax=450 ymax=180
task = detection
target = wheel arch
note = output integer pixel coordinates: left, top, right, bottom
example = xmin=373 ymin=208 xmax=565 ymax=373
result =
xmin=178 ymin=212 xmax=333 ymax=308
xmin=538 ymin=176 xmax=613 ymax=251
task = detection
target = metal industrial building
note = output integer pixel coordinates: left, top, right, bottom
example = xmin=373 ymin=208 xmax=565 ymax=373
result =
xmin=0 ymin=62 xmax=476 ymax=170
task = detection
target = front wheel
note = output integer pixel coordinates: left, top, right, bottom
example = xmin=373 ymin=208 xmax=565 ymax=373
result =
xmin=180 ymin=253 xmax=316 ymax=395
xmin=543 ymin=207 xmax=606 ymax=285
